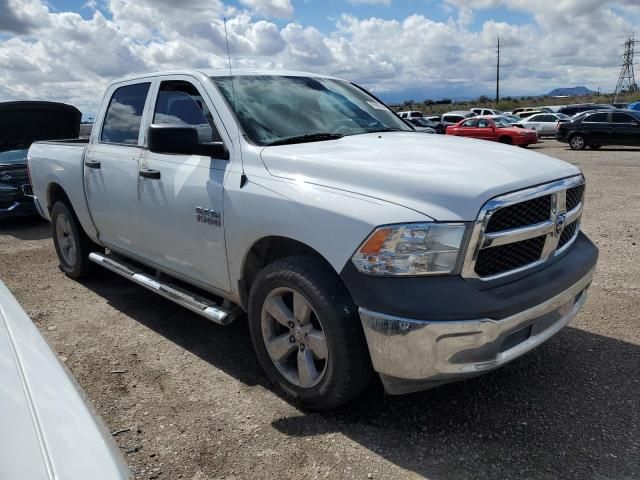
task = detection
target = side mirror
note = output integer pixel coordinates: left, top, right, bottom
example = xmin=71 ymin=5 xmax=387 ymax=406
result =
xmin=147 ymin=124 xmax=229 ymax=159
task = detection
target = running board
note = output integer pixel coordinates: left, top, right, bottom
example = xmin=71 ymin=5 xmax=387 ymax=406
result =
xmin=88 ymin=252 xmax=235 ymax=325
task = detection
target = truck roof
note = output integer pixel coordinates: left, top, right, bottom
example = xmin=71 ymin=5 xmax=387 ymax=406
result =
xmin=111 ymin=68 xmax=340 ymax=85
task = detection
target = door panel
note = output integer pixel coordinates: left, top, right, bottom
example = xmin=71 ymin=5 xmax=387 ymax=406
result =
xmin=85 ymin=144 xmax=145 ymax=254
xmin=611 ymin=113 xmax=640 ymax=144
xmin=582 ymin=113 xmax=611 ymax=143
xmin=138 ymin=77 xmax=231 ymax=292
xmin=138 ymin=153 xmax=230 ymax=290
xmin=85 ymin=81 xmax=151 ymax=256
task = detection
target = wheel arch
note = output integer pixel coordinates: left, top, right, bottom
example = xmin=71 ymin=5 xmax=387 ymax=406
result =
xmin=239 ymin=235 xmax=340 ymax=310
xmin=47 ymin=182 xmax=72 ymax=213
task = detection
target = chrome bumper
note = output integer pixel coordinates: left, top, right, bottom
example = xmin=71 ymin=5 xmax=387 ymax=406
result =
xmin=359 ymin=268 xmax=594 ymax=394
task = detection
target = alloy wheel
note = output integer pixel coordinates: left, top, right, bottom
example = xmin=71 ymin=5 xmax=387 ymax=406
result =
xmin=260 ymin=287 xmax=328 ymax=388
xmin=55 ymin=213 xmax=77 ymax=267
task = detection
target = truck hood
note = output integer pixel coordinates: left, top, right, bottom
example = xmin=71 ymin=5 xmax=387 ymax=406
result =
xmin=260 ymin=132 xmax=580 ymax=220
xmin=0 ymin=101 xmax=81 ymax=151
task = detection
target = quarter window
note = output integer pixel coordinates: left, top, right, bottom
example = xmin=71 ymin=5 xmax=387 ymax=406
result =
xmin=101 ymin=83 xmax=150 ymax=145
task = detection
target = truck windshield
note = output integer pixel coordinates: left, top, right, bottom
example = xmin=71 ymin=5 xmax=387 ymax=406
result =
xmin=211 ymin=75 xmax=412 ymax=146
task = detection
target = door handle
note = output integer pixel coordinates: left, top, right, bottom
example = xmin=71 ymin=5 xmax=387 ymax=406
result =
xmin=139 ymin=169 xmax=161 ymax=179
xmin=85 ymin=160 xmax=101 ymax=169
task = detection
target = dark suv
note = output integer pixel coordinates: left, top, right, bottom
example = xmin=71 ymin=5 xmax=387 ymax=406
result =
xmin=556 ymin=109 xmax=640 ymax=150
xmin=557 ymin=104 xmax=615 ymax=116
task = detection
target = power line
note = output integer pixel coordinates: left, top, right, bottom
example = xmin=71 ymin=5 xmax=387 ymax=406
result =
xmin=614 ymin=36 xmax=639 ymax=103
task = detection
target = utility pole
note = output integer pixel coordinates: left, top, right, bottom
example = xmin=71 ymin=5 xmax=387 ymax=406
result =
xmin=496 ymin=36 xmax=500 ymax=103
xmin=614 ymin=36 xmax=639 ymax=103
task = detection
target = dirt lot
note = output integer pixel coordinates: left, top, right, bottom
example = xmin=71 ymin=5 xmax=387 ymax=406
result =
xmin=1 ymin=140 xmax=639 ymax=480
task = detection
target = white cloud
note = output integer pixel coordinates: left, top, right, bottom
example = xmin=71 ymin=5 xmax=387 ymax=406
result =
xmin=0 ymin=0 xmax=637 ymax=116
xmin=239 ymin=0 xmax=294 ymax=18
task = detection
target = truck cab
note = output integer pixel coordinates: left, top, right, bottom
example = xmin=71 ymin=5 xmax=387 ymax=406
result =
xmin=28 ymin=70 xmax=598 ymax=410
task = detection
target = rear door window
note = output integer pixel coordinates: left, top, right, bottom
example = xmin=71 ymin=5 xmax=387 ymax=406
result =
xmin=584 ymin=113 xmax=608 ymax=123
xmin=612 ymin=113 xmax=636 ymax=123
xmin=461 ymin=118 xmax=478 ymax=127
xmin=101 ymin=83 xmax=150 ymax=145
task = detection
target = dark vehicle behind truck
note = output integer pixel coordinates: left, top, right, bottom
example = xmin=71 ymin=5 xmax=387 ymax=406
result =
xmin=556 ymin=109 xmax=640 ymax=150
xmin=1 ymin=101 xmax=81 ymax=219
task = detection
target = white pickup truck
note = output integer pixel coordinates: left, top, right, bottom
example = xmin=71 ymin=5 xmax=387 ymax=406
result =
xmin=28 ymin=69 xmax=598 ymax=410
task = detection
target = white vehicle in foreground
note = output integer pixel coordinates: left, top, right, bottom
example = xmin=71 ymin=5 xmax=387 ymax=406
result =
xmin=0 ymin=281 xmax=130 ymax=479
xmin=28 ymin=70 xmax=598 ymax=410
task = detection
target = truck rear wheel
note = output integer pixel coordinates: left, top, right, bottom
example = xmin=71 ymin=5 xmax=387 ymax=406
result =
xmin=51 ymin=201 xmax=95 ymax=279
xmin=248 ymin=255 xmax=372 ymax=411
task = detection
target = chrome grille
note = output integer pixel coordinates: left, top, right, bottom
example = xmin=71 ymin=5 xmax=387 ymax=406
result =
xmin=475 ymin=235 xmax=546 ymax=277
xmin=462 ymin=176 xmax=585 ymax=280
xmin=566 ymin=184 xmax=584 ymax=212
xmin=485 ymin=195 xmax=552 ymax=233
xmin=558 ymin=220 xmax=579 ymax=250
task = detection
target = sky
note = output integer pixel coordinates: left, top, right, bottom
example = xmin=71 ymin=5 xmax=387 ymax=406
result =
xmin=1 ymin=0 xmax=639 ymax=117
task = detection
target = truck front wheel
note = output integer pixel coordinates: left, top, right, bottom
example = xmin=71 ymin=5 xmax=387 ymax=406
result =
xmin=51 ymin=201 xmax=95 ymax=279
xmin=248 ymin=255 xmax=372 ymax=410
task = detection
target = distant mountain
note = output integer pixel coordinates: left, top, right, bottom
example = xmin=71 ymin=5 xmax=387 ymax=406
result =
xmin=547 ymin=86 xmax=595 ymax=97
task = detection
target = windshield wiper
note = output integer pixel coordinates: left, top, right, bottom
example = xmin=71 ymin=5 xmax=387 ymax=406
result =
xmin=266 ymin=133 xmax=344 ymax=146
xmin=364 ymin=127 xmax=405 ymax=133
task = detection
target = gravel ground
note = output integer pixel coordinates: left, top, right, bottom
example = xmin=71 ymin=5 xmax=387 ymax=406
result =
xmin=1 ymin=140 xmax=638 ymax=480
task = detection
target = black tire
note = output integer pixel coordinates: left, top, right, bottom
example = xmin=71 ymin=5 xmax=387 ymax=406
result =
xmin=51 ymin=201 xmax=96 ymax=278
xmin=519 ymin=144 xmax=529 ymax=148
xmin=589 ymin=144 xmax=602 ymax=150
xmin=498 ymin=136 xmax=513 ymax=144
xmin=569 ymin=134 xmax=587 ymax=150
xmin=248 ymin=255 xmax=372 ymax=411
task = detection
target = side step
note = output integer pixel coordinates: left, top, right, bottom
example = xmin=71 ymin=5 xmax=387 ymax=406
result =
xmin=88 ymin=252 xmax=235 ymax=326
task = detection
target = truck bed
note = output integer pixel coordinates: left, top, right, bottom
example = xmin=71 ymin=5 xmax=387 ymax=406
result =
xmin=28 ymin=139 xmax=97 ymax=239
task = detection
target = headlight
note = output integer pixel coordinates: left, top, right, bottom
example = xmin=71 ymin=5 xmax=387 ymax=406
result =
xmin=351 ymin=223 xmax=467 ymax=276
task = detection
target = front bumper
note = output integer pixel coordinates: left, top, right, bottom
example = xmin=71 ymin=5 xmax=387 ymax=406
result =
xmin=0 ymin=197 xmax=36 ymax=218
xmin=360 ymin=268 xmax=593 ymax=394
xmin=513 ymin=133 xmax=538 ymax=145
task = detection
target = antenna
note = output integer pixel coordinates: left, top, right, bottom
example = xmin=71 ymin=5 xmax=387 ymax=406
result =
xmin=496 ymin=36 xmax=500 ymax=103
xmin=223 ymin=17 xmax=247 ymax=187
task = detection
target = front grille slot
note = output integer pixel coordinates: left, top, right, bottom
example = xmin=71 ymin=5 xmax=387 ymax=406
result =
xmin=485 ymin=195 xmax=551 ymax=233
xmin=558 ymin=221 xmax=578 ymax=249
xmin=566 ymin=184 xmax=584 ymax=211
xmin=475 ymin=235 xmax=546 ymax=277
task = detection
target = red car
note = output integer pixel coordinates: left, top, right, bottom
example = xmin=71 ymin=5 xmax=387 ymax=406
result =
xmin=446 ymin=116 xmax=538 ymax=147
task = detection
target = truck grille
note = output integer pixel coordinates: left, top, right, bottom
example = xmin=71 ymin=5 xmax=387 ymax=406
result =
xmin=558 ymin=220 xmax=579 ymax=249
xmin=475 ymin=235 xmax=546 ymax=277
xmin=485 ymin=196 xmax=552 ymax=233
xmin=566 ymin=184 xmax=584 ymax=211
xmin=463 ymin=176 xmax=585 ymax=280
